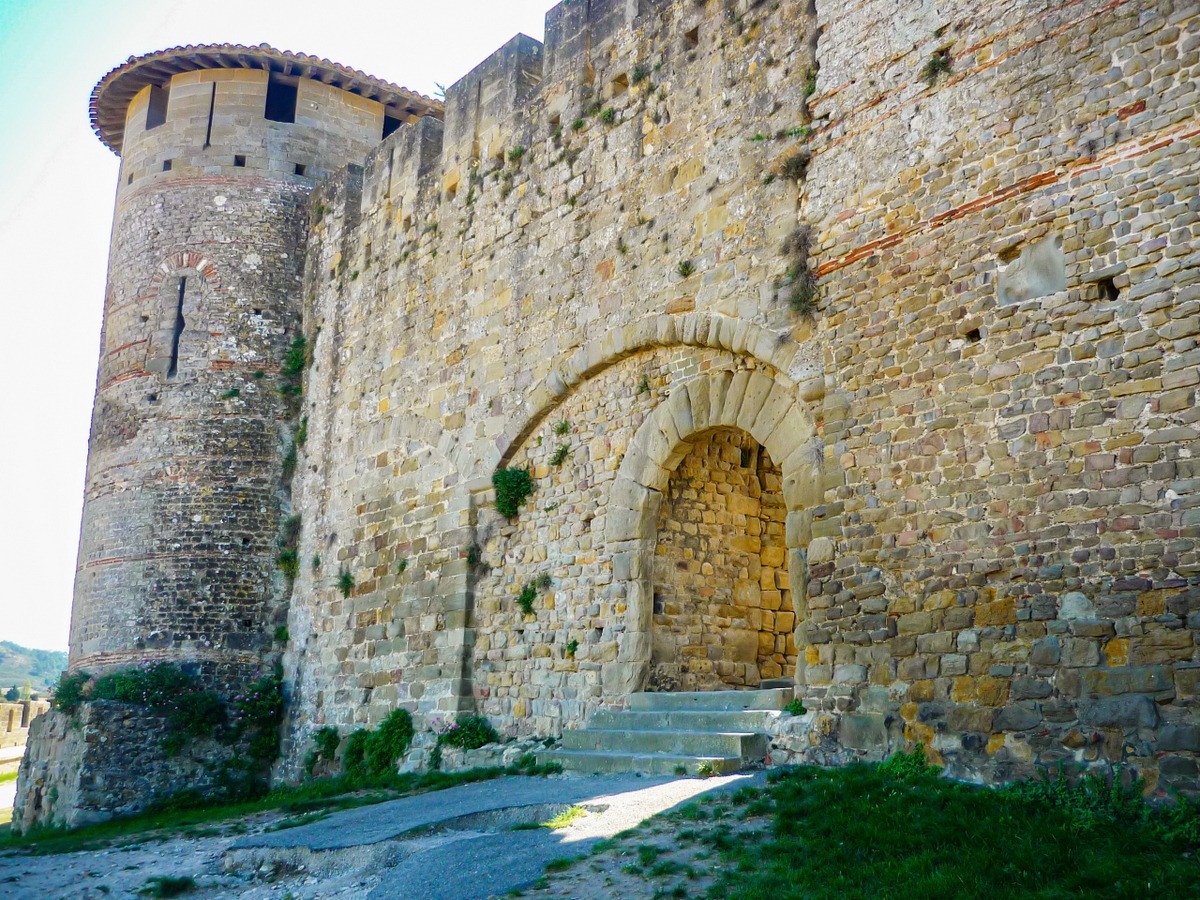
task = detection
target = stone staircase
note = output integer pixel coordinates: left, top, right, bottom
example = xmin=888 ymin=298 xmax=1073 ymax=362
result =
xmin=540 ymin=687 xmax=791 ymax=776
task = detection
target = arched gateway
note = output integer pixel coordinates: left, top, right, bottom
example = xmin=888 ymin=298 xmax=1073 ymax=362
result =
xmin=599 ymin=366 xmax=823 ymax=700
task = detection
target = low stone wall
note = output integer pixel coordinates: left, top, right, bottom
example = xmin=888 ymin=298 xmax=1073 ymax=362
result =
xmin=0 ymin=701 xmax=49 ymax=750
xmin=14 ymin=700 xmax=252 ymax=833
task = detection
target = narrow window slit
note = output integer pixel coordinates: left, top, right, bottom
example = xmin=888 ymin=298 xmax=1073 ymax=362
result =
xmin=203 ymin=82 xmax=216 ymax=148
xmin=167 ymin=277 xmax=186 ymax=378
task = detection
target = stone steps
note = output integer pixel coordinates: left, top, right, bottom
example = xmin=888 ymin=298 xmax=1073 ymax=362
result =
xmin=629 ymin=688 xmax=792 ymax=712
xmin=544 ymin=750 xmax=746 ymax=777
xmin=587 ymin=709 xmax=782 ymax=733
xmin=561 ymin=727 xmax=767 ymax=758
xmin=540 ymin=688 xmax=790 ymax=777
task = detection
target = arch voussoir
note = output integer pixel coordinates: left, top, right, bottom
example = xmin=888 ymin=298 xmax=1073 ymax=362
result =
xmin=736 ymin=371 xmax=776 ymax=437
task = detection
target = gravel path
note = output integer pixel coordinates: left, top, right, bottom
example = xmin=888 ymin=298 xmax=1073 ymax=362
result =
xmin=0 ymin=771 xmax=765 ymax=899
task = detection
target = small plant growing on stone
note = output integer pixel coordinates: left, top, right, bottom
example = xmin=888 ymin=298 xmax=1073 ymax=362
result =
xmin=780 ymin=225 xmax=819 ymax=319
xmin=338 ymin=569 xmax=355 ymax=598
xmin=551 ymin=444 xmax=570 ymax=466
xmin=554 ymin=419 xmax=571 ymax=436
xmin=750 ymin=133 xmax=768 ymax=142
xmin=312 ymin=553 xmax=321 ymax=570
xmin=697 ymin=761 xmax=719 ymax=778
xmin=920 ymin=48 xmax=952 ymax=85
xmin=631 ymin=63 xmax=651 ymax=84
xmin=274 ymin=625 xmax=289 ymax=644
xmin=637 ymin=375 xmax=651 ymax=395
xmin=784 ymin=698 xmax=807 ymax=716
xmin=508 ymin=145 xmax=527 ymax=163
xmin=277 ymin=550 xmax=299 ymax=579
xmin=221 ymin=388 xmax=240 ymax=399
xmin=780 ymin=149 xmax=811 ymax=182
xmin=674 ymin=765 xmax=688 ymax=776
xmin=466 ymin=544 xmax=482 ymax=568
xmin=676 ymin=259 xmax=695 ymax=278
xmin=566 ymin=639 xmax=579 ymax=657
xmin=803 ymin=67 xmax=817 ymax=97
xmin=295 ymin=415 xmax=308 ymax=447
xmin=537 ymin=573 xmax=552 ymax=590
xmin=517 ymin=582 xmax=538 ymax=615
xmin=600 ymin=107 xmax=616 ymax=124
xmin=397 ymin=558 xmax=408 ymax=574
xmin=572 ymin=117 xmax=586 ymax=131
xmin=493 ymin=466 xmax=535 ymax=519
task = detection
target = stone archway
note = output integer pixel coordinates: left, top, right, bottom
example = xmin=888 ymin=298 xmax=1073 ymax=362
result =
xmin=601 ymin=366 xmax=823 ymax=699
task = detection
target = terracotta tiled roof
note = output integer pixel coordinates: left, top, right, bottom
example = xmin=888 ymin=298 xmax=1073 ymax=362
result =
xmin=90 ymin=43 xmax=443 ymax=154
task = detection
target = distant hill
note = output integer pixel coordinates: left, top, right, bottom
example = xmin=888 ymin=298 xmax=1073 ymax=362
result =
xmin=0 ymin=641 xmax=68 ymax=695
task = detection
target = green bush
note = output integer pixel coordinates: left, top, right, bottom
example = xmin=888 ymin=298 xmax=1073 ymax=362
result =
xmin=493 ymin=467 xmax=535 ymax=518
xmin=517 ymin=583 xmax=538 ymax=615
xmin=344 ymin=710 xmax=415 ymax=779
xmin=437 ymin=714 xmax=499 ymax=751
xmin=52 ymin=671 xmax=91 ymax=713
xmin=878 ymin=745 xmax=939 ymax=781
xmin=342 ymin=730 xmax=369 ymax=777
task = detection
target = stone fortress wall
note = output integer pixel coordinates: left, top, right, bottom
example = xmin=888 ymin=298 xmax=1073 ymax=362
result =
xmin=284 ymin=0 xmax=1200 ymax=797
xmin=17 ymin=0 xmax=1200 ymax=830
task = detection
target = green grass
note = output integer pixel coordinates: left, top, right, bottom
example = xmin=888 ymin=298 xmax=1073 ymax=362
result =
xmin=0 ymin=759 xmax=560 ymax=856
xmin=541 ymin=805 xmax=586 ymax=829
xmin=703 ymin=763 xmax=1200 ymax=899
xmin=0 ymin=771 xmax=18 ymax=785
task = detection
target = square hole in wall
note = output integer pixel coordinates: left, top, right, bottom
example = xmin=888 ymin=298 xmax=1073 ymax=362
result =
xmin=234 ymin=154 xmax=246 ymax=167
xmin=294 ymin=163 xmax=307 ymax=176
xmin=1097 ymin=277 xmax=1120 ymax=302
xmin=162 ymin=159 xmax=172 ymax=172
xmin=127 ymin=173 xmax=134 ymax=185
xmin=611 ymin=73 xmax=629 ymax=97
xmin=684 ymin=26 xmax=700 ymax=48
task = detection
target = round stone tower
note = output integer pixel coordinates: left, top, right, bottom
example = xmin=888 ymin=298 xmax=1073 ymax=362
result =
xmin=73 ymin=44 xmax=438 ymax=675
xmin=17 ymin=44 xmax=438 ymax=830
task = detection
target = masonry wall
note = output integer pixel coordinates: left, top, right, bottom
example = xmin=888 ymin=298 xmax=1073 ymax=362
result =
xmin=280 ymin=0 xmax=1200 ymax=798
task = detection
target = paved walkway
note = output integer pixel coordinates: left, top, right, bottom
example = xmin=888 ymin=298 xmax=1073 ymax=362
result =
xmin=232 ymin=772 xmax=765 ymax=899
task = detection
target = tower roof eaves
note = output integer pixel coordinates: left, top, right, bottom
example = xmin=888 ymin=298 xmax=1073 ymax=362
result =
xmin=90 ymin=42 xmax=444 ymax=155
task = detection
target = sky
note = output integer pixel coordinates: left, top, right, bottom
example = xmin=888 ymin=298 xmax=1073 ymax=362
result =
xmin=0 ymin=0 xmax=553 ymax=651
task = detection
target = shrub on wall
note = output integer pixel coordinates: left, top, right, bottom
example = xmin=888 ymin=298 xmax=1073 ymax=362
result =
xmin=344 ymin=709 xmax=415 ymax=779
xmin=493 ymin=467 xmax=535 ymax=518
xmin=433 ymin=714 xmax=500 ymax=750
xmin=51 ymin=662 xmax=281 ymax=761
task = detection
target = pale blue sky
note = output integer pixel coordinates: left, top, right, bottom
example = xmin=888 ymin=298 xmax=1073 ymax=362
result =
xmin=0 ymin=0 xmax=552 ymax=650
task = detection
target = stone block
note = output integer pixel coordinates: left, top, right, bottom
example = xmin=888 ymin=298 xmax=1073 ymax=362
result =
xmin=1080 ymin=696 xmax=1158 ymax=729
xmin=838 ymin=713 xmax=888 ymax=750
xmin=995 ymin=704 xmax=1041 ymax=732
